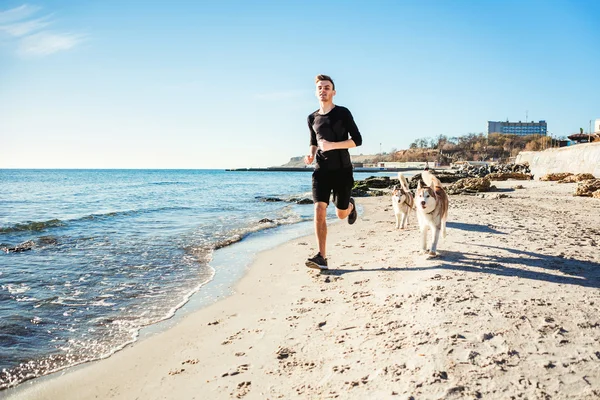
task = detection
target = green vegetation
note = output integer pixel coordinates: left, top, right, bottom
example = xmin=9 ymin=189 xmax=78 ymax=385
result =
xmin=372 ymin=133 xmax=555 ymax=165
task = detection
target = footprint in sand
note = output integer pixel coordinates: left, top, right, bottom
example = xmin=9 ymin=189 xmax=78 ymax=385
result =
xmin=232 ymin=381 xmax=251 ymax=398
xmin=222 ymin=364 xmax=249 ymax=377
xmin=276 ymin=346 xmax=296 ymax=360
xmin=332 ymin=364 xmax=351 ymax=373
xmin=222 ymin=329 xmax=245 ymax=345
xmin=168 ymin=368 xmax=185 ymax=375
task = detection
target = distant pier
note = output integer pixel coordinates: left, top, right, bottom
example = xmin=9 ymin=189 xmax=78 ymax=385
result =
xmin=225 ymin=167 xmax=420 ymax=172
xmin=226 ymin=167 xmax=313 ymax=172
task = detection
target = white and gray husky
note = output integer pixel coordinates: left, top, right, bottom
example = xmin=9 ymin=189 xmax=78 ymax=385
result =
xmin=392 ymin=173 xmax=415 ymax=229
xmin=415 ymin=170 xmax=449 ymax=257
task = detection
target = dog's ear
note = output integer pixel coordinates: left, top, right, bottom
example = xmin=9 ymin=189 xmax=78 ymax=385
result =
xmin=417 ymin=180 xmax=422 ymax=190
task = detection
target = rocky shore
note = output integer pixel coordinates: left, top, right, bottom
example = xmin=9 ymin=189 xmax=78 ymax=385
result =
xmin=352 ymin=165 xmax=600 ymax=198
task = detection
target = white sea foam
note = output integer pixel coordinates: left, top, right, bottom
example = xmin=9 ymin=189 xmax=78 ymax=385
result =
xmin=4 ymin=284 xmax=30 ymax=294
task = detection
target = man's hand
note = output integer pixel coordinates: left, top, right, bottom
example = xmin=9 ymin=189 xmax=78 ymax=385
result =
xmin=304 ymin=154 xmax=314 ymax=164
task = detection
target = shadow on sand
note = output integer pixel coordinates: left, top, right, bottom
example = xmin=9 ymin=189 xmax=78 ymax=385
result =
xmin=322 ymin=228 xmax=600 ymax=289
xmin=432 ymin=243 xmax=600 ymax=289
xmin=446 ymin=221 xmax=506 ymax=235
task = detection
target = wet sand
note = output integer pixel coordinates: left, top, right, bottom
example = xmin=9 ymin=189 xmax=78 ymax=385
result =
xmin=9 ymin=179 xmax=600 ymax=399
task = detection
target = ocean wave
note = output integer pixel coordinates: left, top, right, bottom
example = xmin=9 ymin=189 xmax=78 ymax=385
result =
xmin=89 ymin=299 xmax=117 ymax=307
xmin=2 ymin=284 xmax=31 ymax=295
xmin=15 ymin=296 xmax=37 ymax=302
xmin=124 ymin=181 xmax=194 ymax=189
xmin=0 ymin=206 xmax=192 ymax=235
xmin=255 ymin=194 xmax=313 ymax=204
xmin=0 ymin=270 xmax=217 ymax=391
xmin=0 ymin=219 xmax=64 ymax=234
xmin=80 ymin=206 xmax=191 ymax=221
xmin=0 ymin=332 xmax=139 ymax=390
xmin=198 ymin=212 xmax=309 ymax=253
xmin=147 ymin=181 xmax=193 ymax=186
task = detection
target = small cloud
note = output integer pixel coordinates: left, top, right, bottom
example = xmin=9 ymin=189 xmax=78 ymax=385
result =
xmin=1 ymin=15 xmax=53 ymax=37
xmin=0 ymin=4 xmax=85 ymax=57
xmin=18 ymin=31 xmax=85 ymax=56
xmin=0 ymin=4 xmax=41 ymax=24
xmin=254 ymin=90 xmax=307 ymax=101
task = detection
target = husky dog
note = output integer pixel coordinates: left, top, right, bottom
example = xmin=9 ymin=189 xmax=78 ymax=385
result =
xmin=415 ymin=170 xmax=449 ymax=256
xmin=391 ymin=173 xmax=415 ymax=229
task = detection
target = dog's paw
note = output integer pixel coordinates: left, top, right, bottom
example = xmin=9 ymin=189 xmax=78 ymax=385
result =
xmin=426 ymin=251 xmax=438 ymax=259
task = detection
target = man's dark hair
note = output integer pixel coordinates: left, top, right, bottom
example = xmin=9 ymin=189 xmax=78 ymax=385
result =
xmin=315 ymin=74 xmax=335 ymax=90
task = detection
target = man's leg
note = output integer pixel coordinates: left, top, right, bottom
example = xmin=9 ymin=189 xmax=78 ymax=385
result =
xmin=333 ymin=170 xmax=356 ymax=223
xmin=314 ymin=201 xmax=328 ymax=258
xmin=306 ymin=171 xmax=330 ymax=269
xmin=335 ymin=202 xmax=353 ymax=219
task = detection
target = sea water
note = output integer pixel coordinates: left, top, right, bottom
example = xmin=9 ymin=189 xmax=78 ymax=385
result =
xmin=0 ymin=169 xmax=394 ymax=390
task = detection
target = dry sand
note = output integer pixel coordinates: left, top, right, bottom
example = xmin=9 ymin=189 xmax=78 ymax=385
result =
xmin=8 ymin=180 xmax=600 ymax=400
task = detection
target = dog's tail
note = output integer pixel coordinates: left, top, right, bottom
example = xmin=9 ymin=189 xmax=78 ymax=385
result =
xmin=398 ymin=173 xmax=416 ymax=210
xmin=397 ymin=172 xmax=410 ymax=191
xmin=421 ymin=170 xmax=443 ymax=189
xmin=436 ymin=186 xmax=449 ymax=238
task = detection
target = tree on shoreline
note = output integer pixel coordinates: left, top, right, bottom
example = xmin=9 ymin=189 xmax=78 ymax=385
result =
xmin=395 ymin=133 xmax=553 ymax=165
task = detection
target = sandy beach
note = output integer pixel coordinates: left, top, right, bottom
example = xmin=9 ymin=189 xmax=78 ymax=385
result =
xmin=8 ymin=179 xmax=600 ymax=400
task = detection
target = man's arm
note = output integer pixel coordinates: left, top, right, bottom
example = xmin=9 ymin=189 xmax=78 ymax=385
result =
xmin=318 ymin=139 xmax=356 ymax=152
xmin=345 ymin=108 xmax=362 ymax=147
xmin=305 ymin=115 xmax=318 ymax=164
xmin=321 ymin=108 xmax=362 ymax=151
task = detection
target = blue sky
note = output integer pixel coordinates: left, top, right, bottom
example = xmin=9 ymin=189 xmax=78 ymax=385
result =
xmin=1 ymin=0 xmax=598 ymax=169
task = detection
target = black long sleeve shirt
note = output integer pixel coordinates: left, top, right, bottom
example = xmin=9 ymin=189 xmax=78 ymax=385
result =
xmin=307 ymin=105 xmax=363 ymax=171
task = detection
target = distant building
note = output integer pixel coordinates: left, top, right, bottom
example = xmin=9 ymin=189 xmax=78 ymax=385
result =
xmin=595 ymin=118 xmax=600 ymax=134
xmin=488 ymin=120 xmax=547 ymax=136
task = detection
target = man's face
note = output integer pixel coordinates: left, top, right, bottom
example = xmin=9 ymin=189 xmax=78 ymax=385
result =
xmin=315 ymin=80 xmax=335 ymax=102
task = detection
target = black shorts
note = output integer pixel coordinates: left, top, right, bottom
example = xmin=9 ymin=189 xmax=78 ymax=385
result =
xmin=312 ymin=168 xmax=354 ymax=209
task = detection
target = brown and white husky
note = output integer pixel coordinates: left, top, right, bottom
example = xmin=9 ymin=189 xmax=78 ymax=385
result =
xmin=392 ymin=172 xmax=415 ymax=229
xmin=415 ymin=170 xmax=449 ymax=256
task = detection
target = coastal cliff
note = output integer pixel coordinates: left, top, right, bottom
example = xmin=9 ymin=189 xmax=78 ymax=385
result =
xmin=516 ymin=142 xmax=600 ymax=178
xmin=279 ymin=154 xmax=378 ymax=168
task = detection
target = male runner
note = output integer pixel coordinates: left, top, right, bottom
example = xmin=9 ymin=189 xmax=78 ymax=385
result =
xmin=304 ymin=74 xmax=363 ymax=270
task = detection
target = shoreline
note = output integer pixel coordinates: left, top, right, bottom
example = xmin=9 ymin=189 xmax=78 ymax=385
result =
xmin=3 ymin=218 xmax=317 ymax=396
xmin=7 ymin=180 xmax=600 ymax=399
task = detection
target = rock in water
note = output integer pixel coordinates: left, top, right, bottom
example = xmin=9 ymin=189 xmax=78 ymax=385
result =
xmin=296 ymin=198 xmax=313 ymax=204
xmin=2 ymin=240 xmax=35 ymax=253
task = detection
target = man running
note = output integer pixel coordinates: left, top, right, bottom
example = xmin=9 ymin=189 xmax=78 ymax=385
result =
xmin=304 ymin=74 xmax=363 ymax=270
